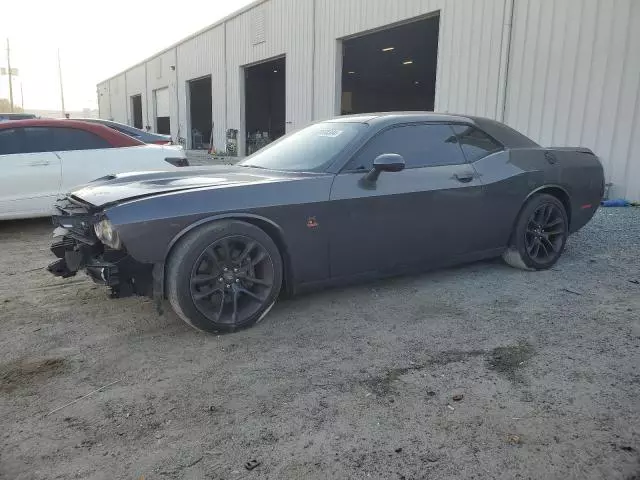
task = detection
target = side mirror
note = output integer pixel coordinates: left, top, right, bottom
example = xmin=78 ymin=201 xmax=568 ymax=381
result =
xmin=374 ymin=153 xmax=405 ymax=172
xmin=363 ymin=154 xmax=405 ymax=184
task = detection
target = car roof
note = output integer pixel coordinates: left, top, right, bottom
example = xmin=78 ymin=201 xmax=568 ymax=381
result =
xmin=71 ymin=118 xmax=123 ymax=126
xmin=325 ymin=112 xmax=539 ymax=148
xmin=0 ymin=118 xmax=145 ymax=147
xmin=0 ymin=119 xmax=108 ymax=130
xmin=69 ymin=118 xmax=171 ymax=139
xmin=328 ymin=111 xmax=475 ymax=124
xmin=0 ymin=113 xmax=36 ymax=118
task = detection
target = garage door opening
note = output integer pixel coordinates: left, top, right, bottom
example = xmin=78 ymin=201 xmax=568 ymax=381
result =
xmin=244 ymin=56 xmax=286 ymax=155
xmin=188 ymin=75 xmax=212 ymax=150
xmin=130 ymin=94 xmax=143 ymax=129
xmin=154 ymin=88 xmax=171 ymax=135
xmin=341 ymin=15 xmax=440 ymax=115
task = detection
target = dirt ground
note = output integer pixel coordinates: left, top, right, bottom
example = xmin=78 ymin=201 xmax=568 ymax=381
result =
xmin=1 ymin=210 xmax=639 ymax=480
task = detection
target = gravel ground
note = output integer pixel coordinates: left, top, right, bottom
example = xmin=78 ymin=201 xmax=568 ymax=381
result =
xmin=1 ymin=208 xmax=639 ymax=480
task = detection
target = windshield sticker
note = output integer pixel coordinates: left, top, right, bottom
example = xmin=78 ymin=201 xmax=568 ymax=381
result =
xmin=317 ymin=129 xmax=344 ymax=138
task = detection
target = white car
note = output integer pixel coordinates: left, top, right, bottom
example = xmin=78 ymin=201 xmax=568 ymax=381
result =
xmin=0 ymin=119 xmax=188 ymax=220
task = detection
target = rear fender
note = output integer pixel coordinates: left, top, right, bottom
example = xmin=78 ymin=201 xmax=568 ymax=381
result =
xmin=524 ymin=184 xmax=572 ymax=214
xmin=508 ymin=184 xmax=572 ymax=243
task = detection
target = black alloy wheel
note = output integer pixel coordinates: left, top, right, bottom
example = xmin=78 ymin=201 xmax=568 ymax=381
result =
xmin=502 ymin=193 xmax=568 ymax=270
xmin=189 ymin=235 xmax=276 ymax=325
xmin=166 ymin=220 xmax=283 ymax=333
xmin=524 ymin=203 xmax=566 ymax=263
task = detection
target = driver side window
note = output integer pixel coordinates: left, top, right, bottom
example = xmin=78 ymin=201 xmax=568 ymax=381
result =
xmin=0 ymin=129 xmax=22 ymax=155
xmin=345 ymin=123 xmax=466 ymax=171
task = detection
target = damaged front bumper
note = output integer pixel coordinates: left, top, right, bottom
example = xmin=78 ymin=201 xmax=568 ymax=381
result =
xmin=47 ymin=199 xmax=155 ymax=298
xmin=47 ymin=238 xmax=152 ymax=298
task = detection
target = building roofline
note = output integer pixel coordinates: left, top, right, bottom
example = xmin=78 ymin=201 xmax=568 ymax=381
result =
xmin=98 ymin=0 xmax=268 ymax=86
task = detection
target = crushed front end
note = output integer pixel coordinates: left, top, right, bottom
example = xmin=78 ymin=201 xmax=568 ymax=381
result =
xmin=47 ymin=196 xmax=154 ymax=299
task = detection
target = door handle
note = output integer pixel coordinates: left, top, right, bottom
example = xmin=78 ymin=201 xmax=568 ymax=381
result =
xmin=29 ymin=161 xmax=50 ymax=166
xmin=453 ymin=172 xmax=475 ymax=183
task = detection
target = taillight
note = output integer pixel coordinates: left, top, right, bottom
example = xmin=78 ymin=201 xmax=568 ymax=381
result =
xmin=165 ymin=157 xmax=189 ymax=167
xmin=153 ymin=140 xmax=172 ymax=145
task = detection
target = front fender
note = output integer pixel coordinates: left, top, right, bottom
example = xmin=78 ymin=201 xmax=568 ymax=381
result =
xmin=105 ymin=175 xmax=334 ymax=293
xmin=157 ymin=212 xmax=295 ymax=299
xmin=164 ymin=212 xmax=285 ymax=256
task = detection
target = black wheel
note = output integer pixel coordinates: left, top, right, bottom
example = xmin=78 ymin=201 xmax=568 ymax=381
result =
xmin=503 ymin=193 xmax=568 ymax=270
xmin=166 ymin=220 xmax=283 ymax=333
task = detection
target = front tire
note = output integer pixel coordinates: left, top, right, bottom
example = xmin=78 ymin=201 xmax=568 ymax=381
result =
xmin=166 ymin=220 xmax=283 ymax=333
xmin=502 ymin=193 xmax=568 ymax=271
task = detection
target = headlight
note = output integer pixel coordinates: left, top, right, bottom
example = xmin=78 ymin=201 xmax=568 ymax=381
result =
xmin=94 ymin=219 xmax=122 ymax=250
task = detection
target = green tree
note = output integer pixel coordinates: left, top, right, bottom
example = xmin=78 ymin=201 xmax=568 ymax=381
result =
xmin=0 ymin=98 xmax=23 ymax=113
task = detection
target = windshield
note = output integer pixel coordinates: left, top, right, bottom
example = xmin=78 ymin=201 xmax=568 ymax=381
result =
xmin=238 ymin=122 xmax=367 ymax=172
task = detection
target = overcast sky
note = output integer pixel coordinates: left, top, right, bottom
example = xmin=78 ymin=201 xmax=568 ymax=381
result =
xmin=1 ymin=0 xmax=254 ymax=111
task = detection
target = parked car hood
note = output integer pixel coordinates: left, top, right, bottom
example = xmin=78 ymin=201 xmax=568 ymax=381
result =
xmin=69 ymin=165 xmax=315 ymax=208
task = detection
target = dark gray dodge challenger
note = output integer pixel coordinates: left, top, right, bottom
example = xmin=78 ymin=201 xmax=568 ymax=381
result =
xmin=48 ymin=113 xmax=604 ymax=333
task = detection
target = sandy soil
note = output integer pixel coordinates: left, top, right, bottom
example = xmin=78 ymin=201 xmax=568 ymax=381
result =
xmin=1 ymin=210 xmax=639 ymax=479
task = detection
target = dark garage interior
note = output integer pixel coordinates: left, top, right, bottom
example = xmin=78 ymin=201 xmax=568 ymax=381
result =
xmin=341 ymin=15 xmax=440 ymax=115
xmin=130 ymin=94 xmax=143 ymax=129
xmin=244 ymin=57 xmax=286 ymax=155
xmin=188 ymin=75 xmax=213 ymax=149
xmin=156 ymin=117 xmax=170 ymax=135
xmin=154 ymin=87 xmax=170 ymax=135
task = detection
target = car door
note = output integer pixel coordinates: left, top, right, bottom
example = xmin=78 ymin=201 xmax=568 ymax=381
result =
xmin=0 ymin=127 xmax=62 ymax=219
xmin=328 ymin=123 xmax=487 ymax=278
xmin=449 ymin=123 xmax=511 ymax=251
xmin=50 ymin=127 xmax=121 ymax=192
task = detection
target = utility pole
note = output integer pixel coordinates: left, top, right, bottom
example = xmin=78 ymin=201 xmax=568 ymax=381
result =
xmin=57 ymin=48 xmax=66 ymax=116
xmin=20 ymin=81 xmax=24 ymax=109
xmin=6 ymin=38 xmax=14 ymax=112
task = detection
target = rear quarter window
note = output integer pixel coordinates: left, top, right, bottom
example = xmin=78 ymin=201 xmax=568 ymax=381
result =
xmin=51 ymin=127 xmax=112 ymax=151
xmin=111 ymin=125 xmax=140 ymax=138
xmin=452 ymin=124 xmax=503 ymax=162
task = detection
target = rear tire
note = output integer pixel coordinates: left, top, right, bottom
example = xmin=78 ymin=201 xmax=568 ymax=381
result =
xmin=166 ymin=220 xmax=283 ymax=333
xmin=502 ymin=193 xmax=568 ymax=271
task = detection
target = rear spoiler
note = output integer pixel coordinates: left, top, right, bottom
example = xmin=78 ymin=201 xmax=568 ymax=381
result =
xmin=546 ymin=147 xmax=596 ymax=155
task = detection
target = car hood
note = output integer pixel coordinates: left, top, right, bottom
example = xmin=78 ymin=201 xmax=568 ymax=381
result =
xmin=69 ymin=165 xmax=314 ymax=208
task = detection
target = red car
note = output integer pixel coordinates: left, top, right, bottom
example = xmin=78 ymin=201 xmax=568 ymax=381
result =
xmin=0 ymin=119 xmax=188 ymax=220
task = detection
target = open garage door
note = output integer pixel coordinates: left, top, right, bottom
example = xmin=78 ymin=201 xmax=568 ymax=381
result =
xmin=244 ymin=57 xmax=286 ymax=155
xmin=341 ymin=15 xmax=440 ymax=114
xmin=130 ymin=94 xmax=143 ymax=129
xmin=188 ymin=76 xmax=212 ymax=150
xmin=154 ymin=87 xmax=170 ymax=135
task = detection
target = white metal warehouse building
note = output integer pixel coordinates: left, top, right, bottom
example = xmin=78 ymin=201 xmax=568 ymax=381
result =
xmin=98 ymin=0 xmax=640 ymax=200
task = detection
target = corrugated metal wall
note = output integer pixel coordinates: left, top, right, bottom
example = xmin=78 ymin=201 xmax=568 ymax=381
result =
xmin=225 ymin=0 xmax=314 ymax=152
xmin=98 ymin=0 xmax=640 ymax=199
xmin=506 ymin=0 xmax=640 ymax=199
xmin=124 ymin=64 xmax=146 ymax=126
xmin=107 ymin=75 xmax=126 ymax=124
xmin=313 ymin=0 xmax=507 ymax=120
xmin=177 ymin=27 xmax=226 ymax=149
xmin=145 ymin=49 xmax=178 ymax=135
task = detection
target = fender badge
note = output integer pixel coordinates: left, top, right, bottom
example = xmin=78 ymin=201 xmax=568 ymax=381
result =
xmin=306 ymin=217 xmax=319 ymax=228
